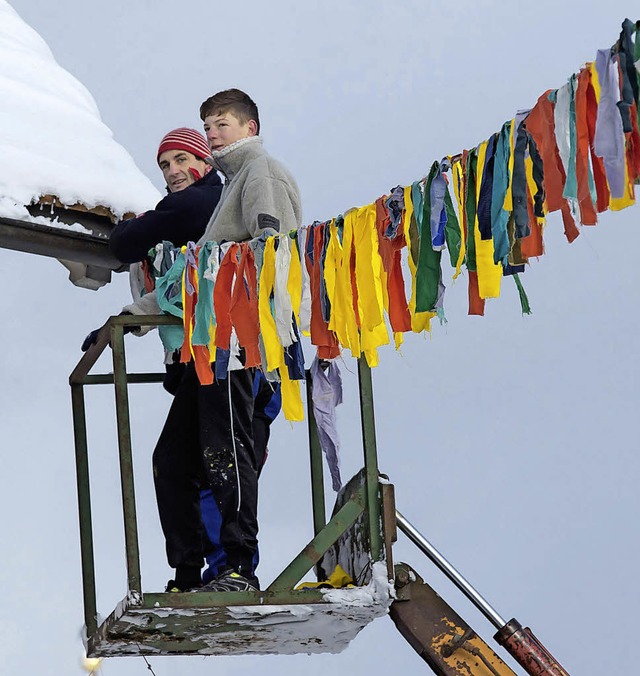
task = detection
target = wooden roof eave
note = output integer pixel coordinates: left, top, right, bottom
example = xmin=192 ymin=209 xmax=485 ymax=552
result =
xmin=0 ymin=195 xmax=133 ymax=270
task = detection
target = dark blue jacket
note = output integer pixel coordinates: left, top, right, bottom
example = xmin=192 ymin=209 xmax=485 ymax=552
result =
xmin=109 ymin=170 xmax=223 ymax=264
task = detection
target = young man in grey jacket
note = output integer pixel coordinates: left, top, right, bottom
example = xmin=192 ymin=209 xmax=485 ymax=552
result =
xmin=200 ymin=90 xmax=301 ymax=242
xmin=125 ymin=89 xmax=302 ymax=592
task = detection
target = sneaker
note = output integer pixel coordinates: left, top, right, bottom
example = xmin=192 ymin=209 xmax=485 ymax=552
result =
xmin=200 ymin=570 xmax=259 ymax=593
xmin=164 ymin=579 xmax=202 ymax=593
xmin=165 ymin=579 xmax=182 ymax=592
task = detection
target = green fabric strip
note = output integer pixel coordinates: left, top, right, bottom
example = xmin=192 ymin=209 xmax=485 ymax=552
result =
xmin=506 ymin=212 xmax=526 ymax=266
xmin=409 ymin=181 xmax=423 ymax=265
xmin=464 ymin=149 xmax=478 ymax=272
xmin=416 ymin=162 xmax=443 ymax=312
xmin=443 ymin=178 xmax=461 ymax=269
xmin=513 ymin=273 xmax=531 ymax=315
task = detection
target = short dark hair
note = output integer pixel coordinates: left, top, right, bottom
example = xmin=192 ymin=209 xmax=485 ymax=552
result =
xmin=199 ymin=89 xmax=260 ymax=134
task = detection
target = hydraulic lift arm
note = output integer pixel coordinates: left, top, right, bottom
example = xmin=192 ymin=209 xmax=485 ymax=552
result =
xmin=390 ymin=512 xmax=570 ymax=676
xmin=391 ymin=563 xmax=516 ymax=675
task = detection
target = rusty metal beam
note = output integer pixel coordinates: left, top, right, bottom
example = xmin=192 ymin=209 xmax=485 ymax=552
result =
xmin=390 ymin=563 xmax=516 ymax=676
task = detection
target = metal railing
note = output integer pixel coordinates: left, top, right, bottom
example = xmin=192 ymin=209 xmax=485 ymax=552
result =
xmin=69 ymin=314 xmax=390 ymax=640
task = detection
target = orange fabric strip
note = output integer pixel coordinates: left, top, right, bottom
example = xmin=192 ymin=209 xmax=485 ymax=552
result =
xmin=468 ymin=270 xmax=485 ymax=316
xmin=560 ymin=202 xmax=580 ymax=243
xmin=625 ymin=99 xmax=640 ymax=185
xmin=180 ymin=248 xmax=213 ymax=384
xmin=306 ymin=224 xmax=340 ymax=359
xmin=575 ymin=69 xmax=598 ymax=225
xmin=374 ymin=197 xmax=411 ymax=333
xmin=229 ymin=243 xmax=262 ymax=368
xmin=525 ymin=90 xmax=567 ymax=213
xmin=213 ymin=243 xmax=239 ymax=351
xmin=520 ymin=186 xmax=544 ymax=257
xmin=192 ymin=344 xmax=213 ymax=385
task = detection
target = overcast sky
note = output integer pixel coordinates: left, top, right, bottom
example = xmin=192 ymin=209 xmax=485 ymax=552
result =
xmin=2 ymin=2 xmax=639 ymax=675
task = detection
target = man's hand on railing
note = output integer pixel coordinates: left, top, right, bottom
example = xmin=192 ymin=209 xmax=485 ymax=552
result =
xmin=80 ymin=312 xmax=140 ymax=352
xmin=81 ymin=327 xmax=102 ymax=352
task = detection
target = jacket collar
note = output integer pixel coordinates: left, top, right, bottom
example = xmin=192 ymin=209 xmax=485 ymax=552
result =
xmin=210 ymin=136 xmax=264 ymax=180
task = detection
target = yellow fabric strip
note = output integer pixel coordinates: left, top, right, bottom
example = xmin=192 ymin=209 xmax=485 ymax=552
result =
xmin=380 ymin=264 xmax=390 ymax=316
xmin=589 ymin=61 xmax=600 ymax=102
xmin=296 ymin=564 xmax=354 ymax=590
xmin=361 ymin=320 xmax=389 ymax=367
xmin=353 ymin=204 xmax=389 ymax=366
xmin=208 ymin=321 xmax=217 ymax=360
xmin=610 ymin=175 xmax=636 ymax=210
xmin=323 ymin=220 xmax=339 ymax=334
xmin=180 ymin=264 xmax=195 ymax=359
xmin=192 ymin=264 xmax=200 ymax=360
xmin=378 ymin=264 xmax=397 ymax=349
xmin=280 ymin=361 xmax=304 ymax=421
xmin=353 ymin=204 xmax=385 ymax=330
xmin=258 ymin=238 xmax=284 ymax=371
xmin=609 ymin=150 xmax=636 ymax=211
xmin=474 ymin=140 xmax=502 ymax=299
xmin=288 ymin=236 xmax=302 ymax=324
xmin=336 ymin=210 xmax=362 ymax=357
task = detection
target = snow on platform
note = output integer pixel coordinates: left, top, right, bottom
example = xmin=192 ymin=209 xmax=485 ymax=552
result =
xmin=88 ymin=563 xmax=394 ymax=657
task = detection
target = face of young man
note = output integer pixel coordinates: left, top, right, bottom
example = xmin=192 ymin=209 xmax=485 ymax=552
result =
xmin=158 ymin=149 xmax=207 ymax=193
xmin=203 ymin=112 xmax=257 ymax=152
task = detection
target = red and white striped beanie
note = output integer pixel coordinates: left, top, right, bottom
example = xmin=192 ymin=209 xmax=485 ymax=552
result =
xmin=157 ymin=127 xmax=210 ymax=163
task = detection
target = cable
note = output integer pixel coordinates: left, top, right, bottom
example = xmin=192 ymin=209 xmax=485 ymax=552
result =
xmin=137 ymin=649 xmax=157 ymax=676
xmin=227 ymin=373 xmax=242 ymax=512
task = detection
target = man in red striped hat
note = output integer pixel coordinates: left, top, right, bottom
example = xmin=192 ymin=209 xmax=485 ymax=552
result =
xmin=84 ymin=128 xmax=227 ymax=593
xmin=157 ymin=127 xmax=211 ymax=186
xmin=91 ymin=125 xmax=281 ymax=595
xmin=109 ymin=127 xmax=223 ymax=263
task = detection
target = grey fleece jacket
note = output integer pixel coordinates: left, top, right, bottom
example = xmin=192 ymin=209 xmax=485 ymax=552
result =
xmin=202 ymin=135 xmax=301 ymax=243
xmin=124 ymin=136 xmax=302 ymax=318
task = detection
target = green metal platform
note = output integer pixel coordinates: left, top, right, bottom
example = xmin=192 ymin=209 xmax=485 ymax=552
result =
xmin=70 ymin=315 xmax=395 ymax=658
xmin=89 ymin=582 xmax=391 ymax=657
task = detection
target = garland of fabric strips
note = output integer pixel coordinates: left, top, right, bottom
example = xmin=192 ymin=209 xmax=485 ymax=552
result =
xmin=151 ymin=19 xmax=640 ymax=421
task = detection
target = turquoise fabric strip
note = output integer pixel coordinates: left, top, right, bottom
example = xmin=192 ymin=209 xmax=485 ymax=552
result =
xmin=491 ymin=120 xmax=512 ymax=264
xmin=192 ymin=242 xmax=216 ymax=346
xmin=156 ymin=252 xmax=186 ymax=352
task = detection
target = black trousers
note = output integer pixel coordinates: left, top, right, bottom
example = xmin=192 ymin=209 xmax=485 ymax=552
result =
xmin=153 ymin=362 xmax=259 ymax=578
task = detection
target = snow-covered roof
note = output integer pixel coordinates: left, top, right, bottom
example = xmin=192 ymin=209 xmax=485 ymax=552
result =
xmin=0 ymin=0 xmax=161 ymax=222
